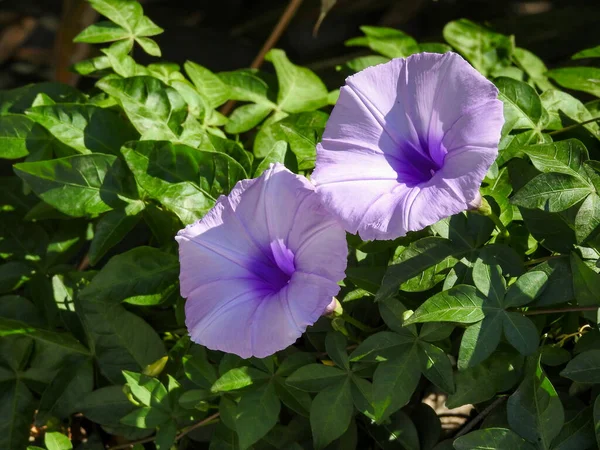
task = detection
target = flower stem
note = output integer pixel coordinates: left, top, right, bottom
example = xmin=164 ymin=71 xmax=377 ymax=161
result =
xmin=473 ymin=196 xmax=509 ymax=239
xmin=520 ymin=305 xmax=598 ymax=316
xmin=339 ymin=313 xmax=377 ymax=332
xmin=548 ymin=116 xmax=600 ymax=136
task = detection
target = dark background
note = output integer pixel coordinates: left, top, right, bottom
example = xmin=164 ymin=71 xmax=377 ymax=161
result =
xmin=0 ymin=0 xmax=599 ymax=91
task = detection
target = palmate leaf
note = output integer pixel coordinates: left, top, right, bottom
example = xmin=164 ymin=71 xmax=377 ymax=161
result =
xmin=236 ymin=382 xmax=281 ymax=450
xmin=511 ymin=172 xmax=594 ymax=212
xmin=560 ymin=349 xmax=600 ymax=383
xmin=458 ymin=312 xmax=503 ymax=369
xmin=265 ymin=49 xmax=329 ymax=113
xmin=310 ymin=378 xmax=353 ymax=449
xmin=548 ymin=67 xmax=600 ymax=98
xmin=0 ymin=379 xmax=36 ymax=450
xmin=507 ymin=356 xmax=564 ymax=448
xmin=0 ymin=114 xmax=69 ymax=160
xmin=454 ymin=428 xmax=536 ymax=450
xmin=443 ymin=19 xmax=512 ymax=76
xmin=26 ymin=104 xmax=139 ymax=155
xmin=371 ymin=343 xmax=421 ymax=422
xmin=97 ymin=76 xmax=187 ymax=140
xmin=121 ymin=140 xmax=246 ymax=224
xmin=13 ymin=153 xmax=138 ymax=217
xmin=404 ymin=285 xmax=487 ymax=325
xmin=495 ymin=77 xmax=545 ymax=136
xmin=345 ymin=26 xmax=420 ymax=58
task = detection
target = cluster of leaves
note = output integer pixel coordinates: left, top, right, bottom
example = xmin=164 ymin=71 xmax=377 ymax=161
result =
xmin=1 ymin=1 xmax=600 ymax=449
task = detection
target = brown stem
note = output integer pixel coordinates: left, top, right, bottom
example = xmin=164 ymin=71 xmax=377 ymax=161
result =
xmin=521 ymin=305 xmax=598 ymax=316
xmin=108 ymin=413 xmax=220 ymax=450
xmin=77 ymin=254 xmax=90 ymax=271
xmin=219 ymin=0 xmax=304 ymax=116
xmin=548 ymin=116 xmax=600 ymax=136
xmin=454 ymin=396 xmax=507 ymax=438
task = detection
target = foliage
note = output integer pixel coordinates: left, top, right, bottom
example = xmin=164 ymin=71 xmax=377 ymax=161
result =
xmin=1 ymin=1 xmax=600 ymax=449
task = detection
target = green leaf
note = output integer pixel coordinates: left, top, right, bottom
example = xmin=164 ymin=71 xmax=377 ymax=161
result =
xmin=184 ymin=61 xmax=231 ymax=109
xmin=575 ymin=193 xmax=600 ymax=243
xmin=97 ymin=76 xmax=187 ymax=140
xmin=504 ymin=271 xmax=548 ymax=308
xmin=236 ymin=382 xmax=280 ymax=450
xmin=13 ymin=154 xmax=136 ymax=217
xmin=369 ymin=410 xmax=420 ymax=450
xmin=26 ymin=104 xmax=139 ymax=155
xmin=225 ymin=103 xmax=272 ymax=134
xmin=183 ymin=346 xmax=218 ymax=389
xmin=120 ymin=406 xmax=170 ymax=428
xmin=377 ymin=237 xmax=463 ymax=302
xmin=453 ymin=428 xmax=536 ymax=450
xmin=0 ymin=317 xmax=90 ymax=354
xmin=88 ymin=0 xmax=142 ymax=31
xmin=502 ymin=313 xmax=539 ymax=356
xmin=254 ymin=141 xmax=286 ymax=177
xmin=88 ymin=203 xmax=144 ymax=265
xmin=472 ymin=260 xmax=506 ymax=305
xmin=541 ymin=90 xmax=600 ymax=135
xmin=44 ymin=432 xmax=72 ymax=450
xmin=310 ymin=379 xmax=353 ymax=449
xmin=77 ymin=299 xmax=166 ymax=384
xmin=349 ymin=331 xmax=415 ymax=363
xmin=74 ymin=21 xmax=130 ymax=43
xmin=551 ymin=407 xmax=596 ymax=450
xmin=573 ymin=45 xmax=600 ymax=59
xmin=0 ymin=262 xmax=32 ymax=293
xmin=0 ymin=82 xmax=85 ymax=115
xmin=325 ymin=332 xmax=349 ymax=370
xmin=0 ymin=114 xmax=68 ymax=160
xmin=76 ymin=386 xmax=138 ymax=428
xmin=265 ymin=49 xmax=329 ymax=113
xmin=121 ymin=140 xmax=246 ymax=224
xmin=522 ymin=139 xmax=589 ymax=178
xmin=511 ymin=172 xmax=593 ymax=212
xmin=372 ymin=344 xmax=421 ymax=422
xmin=253 ymin=111 xmax=328 ymax=169
xmin=37 ymin=357 xmax=93 ymax=423
xmin=273 ymin=379 xmax=311 ymax=417
xmin=560 ymin=349 xmax=600 ymax=383
xmin=418 ymin=341 xmax=454 ymax=393
xmin=218 ymin=70 xmax=275 ymax=106
xmin=122 ymin=371 xmax=168 ymax=408
xmin=405 ymin=285 xmax=486 ymax=325
xmin=344 ymin=55 xmax=390 ymax=73
xmin=346 ymin=26 xmax=419 ymax=58
xmin=507 ymin=357 xmax=564 ymax=448
xmin=514 ymin=47 xmax=553 ymax=91
xmin=155 ymin=421 xmax=177 ymax=450
xmin=548 ymin=67 xmax=600 ymax=98
xmin=458 ymin=313 xmax=503 ymax=369
xmin=0 ymin=380 xmax=35 ymax=450
xmin=80 ymin=246 xmax=178 ymax=305
xmin=443 ymin=19 xmax=512 ymax=76
xmin=570 ymin=252 xmax=600 ymax=311
xmin=594 ymin=395 xmax=600 ymax=448
xmin=211 ymin=366 xmax=270 ymax=393
xmin=286 ymin=364 xmax=347 ymax=392
xmin=495 ymin=77 xmax=544 ymax=135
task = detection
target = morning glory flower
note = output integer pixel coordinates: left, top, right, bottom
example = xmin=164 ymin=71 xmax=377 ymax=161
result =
xmin=176 ymin=164 xmax=347 ymax=358
xmin=312 ymin=52 xmax=504 ymax=240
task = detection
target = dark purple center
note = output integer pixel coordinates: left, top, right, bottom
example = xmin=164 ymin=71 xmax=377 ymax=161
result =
xmin=251 ymin=239 xmax=295 ymax=293
xmin=386 ymin=137 xmax=447 ymax=187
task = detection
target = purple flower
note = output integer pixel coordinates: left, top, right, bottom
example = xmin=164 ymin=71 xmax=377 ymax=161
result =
xmin=312 ymin=52 xmax=504 ymax=240
xmin=176 ymin=164 xmax=347 ymax=358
